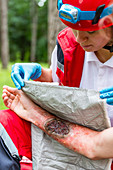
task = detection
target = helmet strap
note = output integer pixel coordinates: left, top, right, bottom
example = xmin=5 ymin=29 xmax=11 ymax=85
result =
xmin=103 ymin=45 xmax=113 ymax=52
xmin=92 ymin=4 xmax=105 ymax=25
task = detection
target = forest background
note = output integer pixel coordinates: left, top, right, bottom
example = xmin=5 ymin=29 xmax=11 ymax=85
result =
xmin=0 ymin=0 xmax=65 ymax=109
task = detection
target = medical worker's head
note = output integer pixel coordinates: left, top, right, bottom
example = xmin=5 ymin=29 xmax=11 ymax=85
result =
xmin=57 ymin=0 xmax=113 ymax=53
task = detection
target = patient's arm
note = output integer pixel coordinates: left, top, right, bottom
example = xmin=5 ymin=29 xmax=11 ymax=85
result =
xmin=2 ymin=86 xmax=113 ymax=160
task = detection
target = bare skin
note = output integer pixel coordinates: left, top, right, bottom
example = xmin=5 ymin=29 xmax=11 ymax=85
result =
xmin=72 ymin=27 xmax=113 ymax=63
xmin=2 ymin=85 xmax=113 ymax=160
xmin=35 ymin=68 xmax=52 ymax=82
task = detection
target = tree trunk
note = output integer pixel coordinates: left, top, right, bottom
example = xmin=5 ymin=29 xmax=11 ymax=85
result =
xmin=48 ymin=0 xmax=65 ymax=65
xmin=30 ymin=0 xmax=38 ymax=62
xmin=0 ymin=0 xmax=9 ymax=69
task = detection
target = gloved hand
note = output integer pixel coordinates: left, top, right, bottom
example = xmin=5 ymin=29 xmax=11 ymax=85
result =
xmin=100 ymin=87 xmax=113 ymax=105
xmin=11 ymin=63 xmax=42 ymax=90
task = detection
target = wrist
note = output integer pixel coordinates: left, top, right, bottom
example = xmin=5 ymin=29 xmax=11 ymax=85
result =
xmin=35 ymin=68 xmax=53 ymax=82
xmin=29 ymin=105 xmax=55 ymax=130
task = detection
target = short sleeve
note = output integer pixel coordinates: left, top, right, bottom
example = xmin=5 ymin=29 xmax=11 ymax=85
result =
xmin=50 ymin=45 xmax=60 ymax=83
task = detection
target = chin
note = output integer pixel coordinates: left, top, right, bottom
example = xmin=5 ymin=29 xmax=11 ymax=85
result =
xmin=82 ymin=47 xmax=94 ymax=52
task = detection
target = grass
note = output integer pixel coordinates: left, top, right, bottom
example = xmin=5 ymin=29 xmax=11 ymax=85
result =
xmin=0 ymin=62 xmax=49 ymax=110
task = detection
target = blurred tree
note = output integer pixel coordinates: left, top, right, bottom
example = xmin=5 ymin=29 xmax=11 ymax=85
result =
xmin=8 ymin=0 xmax=48 ymax=63
xmin=48 ymin=0 xmax=65 ymax=64
xmin=36 ymin=0 xmax=48 ymax=62
xmin=30 ymin=0 xmax=38 ymax=62
xmin=0 ymin=0 xmax=9 ymax=69
xmin=8 ymin=0 xmax=31 ymax=62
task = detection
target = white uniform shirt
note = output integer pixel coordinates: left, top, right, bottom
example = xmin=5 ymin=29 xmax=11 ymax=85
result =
xmin=50 ymin=46 xmax=113 ymax=126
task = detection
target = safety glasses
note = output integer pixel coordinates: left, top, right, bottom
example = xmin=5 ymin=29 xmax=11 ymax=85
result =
xmin=57 ymin=0 xmax=113 ymax=24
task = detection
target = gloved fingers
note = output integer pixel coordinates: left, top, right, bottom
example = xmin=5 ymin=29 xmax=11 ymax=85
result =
xmin=100 ymin=91 xmax=113 ymax=99
xmin=24 ymin=72 xmax=32 ymax=81
xmin=11 ymin=72 xmax=25 ymax=90
xmin=31 ymin=70 xmax=42 ymax=80
xmin=106 ymin=98 xmax=113 ymax=105
xmin=30 ymin=64 xmax=42 ymax=80
xmin=100 ymin=86 xmax=113 ymax=94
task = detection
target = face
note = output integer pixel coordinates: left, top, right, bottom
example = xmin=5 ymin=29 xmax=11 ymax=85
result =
xmin=72 ymin=27 xmax=112 ymax=52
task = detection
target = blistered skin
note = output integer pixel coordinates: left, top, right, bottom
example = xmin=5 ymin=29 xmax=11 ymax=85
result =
xmin=45 ymin=118 xmax=70 ymax=137
xmin=44 ymin=118 xmax=98 ymax=159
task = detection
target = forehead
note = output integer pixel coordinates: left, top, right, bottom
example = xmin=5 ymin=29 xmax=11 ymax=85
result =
xmin=72 ymin=26 xmax=112 ymax=35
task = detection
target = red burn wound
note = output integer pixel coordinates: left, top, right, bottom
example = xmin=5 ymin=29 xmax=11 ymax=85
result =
xmin=45 ymin=118 xmax=70 ymax=136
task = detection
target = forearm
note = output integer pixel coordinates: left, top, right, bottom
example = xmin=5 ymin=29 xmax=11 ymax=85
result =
xmin=29 ymin=105 xmax=104 ymax=160
xmin=35 ymin=68 xmax=53 ymax=82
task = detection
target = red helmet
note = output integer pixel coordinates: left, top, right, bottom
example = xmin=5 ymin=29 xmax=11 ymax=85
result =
xmin=57 ymin=0 xmax=113 ymax=31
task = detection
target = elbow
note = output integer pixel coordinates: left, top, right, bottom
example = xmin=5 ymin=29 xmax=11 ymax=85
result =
xmin=84 ymin=143 xmax=102 ymax=160
xmin=86 ymin=152 xmax=99 ymax=160
xmin=84 ymin=139 xmax=101 ymax=160
xmin=84 ymin=149 xmax=96 ymax=160
xmin=84 ymin=148 xmax=100 ymax=160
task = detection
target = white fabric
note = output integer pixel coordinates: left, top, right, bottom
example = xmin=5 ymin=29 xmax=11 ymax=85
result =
xmin=51 ymin=47 xmax=113 ymax=126
xmin=50 ymin=45 xmax=60 ymax=83
xmin=0 ymin=123 xmax=19 ymax=157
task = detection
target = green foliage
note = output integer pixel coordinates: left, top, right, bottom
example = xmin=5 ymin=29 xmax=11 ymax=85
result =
xmin=8 ymin=0 xmax=48 ymax=62
xmin=0 ymin=63 xmax=15 ymax=110
xmin=0 ymin=62 xmax=49 ymax=110
xmin=8 ymin=0 xmax=31 ymax=62
xmin=36 ymin=1 xmax=48 ymax=62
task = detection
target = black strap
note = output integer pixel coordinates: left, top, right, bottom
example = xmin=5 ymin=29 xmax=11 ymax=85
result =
xmin=103 ymin=45 xmax=113 ymax=52
xmin=0 ymin=137 xmax=20 ymax=170
xmin=92 ymin=4 xmax=105 ymax=25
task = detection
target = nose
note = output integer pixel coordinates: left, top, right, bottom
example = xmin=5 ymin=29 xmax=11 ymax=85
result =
xmin=75 ymin=31 xmax=88 ymax=44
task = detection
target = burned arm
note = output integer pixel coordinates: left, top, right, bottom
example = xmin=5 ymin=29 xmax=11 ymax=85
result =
xmin=3 ymin=86 xmax=113 ymax=160
xmin=31 ymin=106 xmax=105 ymax=160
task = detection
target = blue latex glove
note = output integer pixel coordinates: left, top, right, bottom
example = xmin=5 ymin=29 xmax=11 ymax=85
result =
xmin=11 ymin=63 xmax=42 ymax=90
xmin=100 ymin=87 xmax=113 ymax=105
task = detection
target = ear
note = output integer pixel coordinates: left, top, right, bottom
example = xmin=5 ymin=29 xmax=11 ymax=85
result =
xmin=99 ymin=15 xmax=113 ymax=28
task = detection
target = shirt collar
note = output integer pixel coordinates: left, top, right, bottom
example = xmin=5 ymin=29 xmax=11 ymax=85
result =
xmin=85 ymin=51 xmax=113 ymax=68
xmin=85 ymin=52 xmax=98 ymax=62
